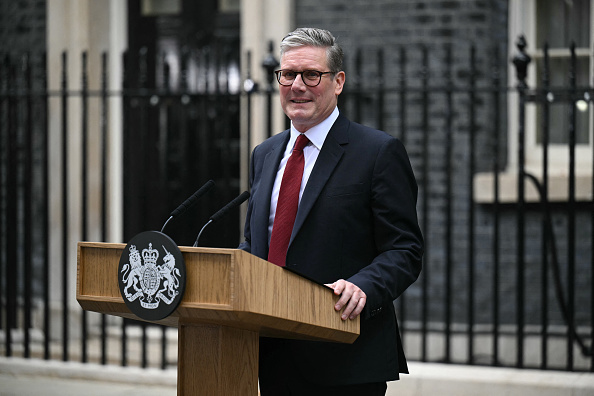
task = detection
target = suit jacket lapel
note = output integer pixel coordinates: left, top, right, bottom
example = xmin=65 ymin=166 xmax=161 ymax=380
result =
xmin=290 ymin=116 xmax=349 ymax=243
xmin=253 ymin=131 xmax=290 ymax=254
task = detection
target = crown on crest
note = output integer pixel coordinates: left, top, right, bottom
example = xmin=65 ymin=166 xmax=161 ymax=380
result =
xmin=129 ymin=245 xmax=140 ymax=261
xmin=142 ymin=243 xmax=159 ymax=265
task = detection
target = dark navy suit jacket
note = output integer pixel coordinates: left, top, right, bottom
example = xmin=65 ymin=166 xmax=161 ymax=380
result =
xmin=239 ymin=114 xmax=423 ymax=385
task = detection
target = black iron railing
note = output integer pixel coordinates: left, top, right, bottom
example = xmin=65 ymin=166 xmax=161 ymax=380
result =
xmin=1 ymin=37 xmax=593 ymax=372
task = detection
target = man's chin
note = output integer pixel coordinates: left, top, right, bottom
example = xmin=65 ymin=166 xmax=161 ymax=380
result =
xmin=287 ymin=111 xmax=312 ymax=124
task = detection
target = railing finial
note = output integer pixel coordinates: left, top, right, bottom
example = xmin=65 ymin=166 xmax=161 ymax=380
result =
xmin=512 ymin=35 xmax=531 ymax=89
xmin=261 ymin=40 xmax=279 ymax=87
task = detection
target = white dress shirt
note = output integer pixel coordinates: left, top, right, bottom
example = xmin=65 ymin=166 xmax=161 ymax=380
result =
xmin=268 ymin=107 xmax=340 ymax=239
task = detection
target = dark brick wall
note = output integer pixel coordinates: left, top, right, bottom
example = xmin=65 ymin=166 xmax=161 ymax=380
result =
xmin=295 ymin=0 xmax=507 ymax=49
xmin=0 ymin=0 xmax=47 ymax=93
xmin=0 ymin=0 xmax=46 ymax=54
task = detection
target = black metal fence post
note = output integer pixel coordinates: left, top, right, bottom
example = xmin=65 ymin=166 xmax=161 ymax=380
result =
xmin=467 ymin=44 xmax=477 ymax=365
xmin=60 ymin=50 xmax=70 ymax=362
xmin=100 ymin=51 xmax=109 ymax=366
xmin=512 ymin=35 xmax=531 ymax=369
xmin=5 ymin=54 xmax=17 ymax=358
xmin=566 ymin=42 xmax=577 ymax=372
xmin=120 ymin=50 xmax=129 ymax=368
xmin=244 ymin=50 xmax=258 ymax=172
xmin=23 ymin=53 xmax=33 ymax=359
xmin=540 ymin=43 xmax=551 ymax=370
xmin=420 ymin=45 xmax=430 ymax=363
xmin=0 ymin=55 xmax=5 ymax=347
xmin=376 ymin=49 xmax=384 ymax=132
xmin=81 ymin=50 xmax=89 ymax=364
xmin=491 ymin=43 xmax=502 ymax=367
xmin=399 ymin=47 xmax=407 ymax=145
xmin=444 ymin=43 xmax=454 ymax=364
xmin=591 ymin=77 xmax=594 ymax=373
xmin=42 ymin=51 xmax=51 ymax=361
xmin=262 ymin=41 xmax=278 ymax=139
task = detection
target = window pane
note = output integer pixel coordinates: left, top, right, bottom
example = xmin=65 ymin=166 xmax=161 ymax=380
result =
xmin=536 ymin=0 xmax=591 ymax=48
xmin=537 ymin=103 xmax=590 ymax=145
xmin=538 ymin=56 xmax=590 ymax=87
xmin=536 ymin=57 xmax=590 ymax=145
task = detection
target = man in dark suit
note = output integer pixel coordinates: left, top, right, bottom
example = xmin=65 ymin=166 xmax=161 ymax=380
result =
xmin=239 ymin=27 xmax=423 ymax=395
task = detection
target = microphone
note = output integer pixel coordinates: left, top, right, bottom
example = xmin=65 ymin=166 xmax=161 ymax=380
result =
xmin=161 ymin=180 xmax=215 ymax=233
xmin=193 ymin=191 xmax=250 ymax=247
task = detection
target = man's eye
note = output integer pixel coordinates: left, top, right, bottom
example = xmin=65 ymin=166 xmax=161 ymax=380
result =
xmin=283 ymin=71 xmax=297 ymax=78
xmin=303 ymin=71 xmax=319 ymax=80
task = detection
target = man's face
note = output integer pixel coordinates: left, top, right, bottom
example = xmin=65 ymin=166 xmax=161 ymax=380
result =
xmin=279 ymin=46 xmax=345 ymax=132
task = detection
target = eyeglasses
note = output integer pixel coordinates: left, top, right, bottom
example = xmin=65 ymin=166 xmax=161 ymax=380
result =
xmin=274 ymin=70 xmax=334 ymax=87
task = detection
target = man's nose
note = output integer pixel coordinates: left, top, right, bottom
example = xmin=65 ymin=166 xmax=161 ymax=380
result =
xmin=291 ymin=73 xmax=307 ymax=91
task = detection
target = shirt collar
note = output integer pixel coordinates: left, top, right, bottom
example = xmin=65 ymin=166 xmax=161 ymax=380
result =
xmin=290 ymin=107 xmax=339 ymax=150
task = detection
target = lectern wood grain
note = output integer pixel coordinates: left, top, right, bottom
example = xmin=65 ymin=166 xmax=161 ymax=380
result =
xmin=178 ymin=322 xmax=258 ymax=395
xmin=77 ymin=242 xmax=359 ymax=395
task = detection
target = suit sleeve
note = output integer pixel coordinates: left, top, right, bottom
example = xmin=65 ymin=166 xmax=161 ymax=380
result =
xmin=347 ymin=138 xmax=423 ymax=319
xmin=237 ymin=145 xmax=257 ymax=253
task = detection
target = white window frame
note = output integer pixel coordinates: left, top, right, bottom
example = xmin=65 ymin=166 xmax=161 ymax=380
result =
xmin=475 ymin=0 xmax=593 ymax=203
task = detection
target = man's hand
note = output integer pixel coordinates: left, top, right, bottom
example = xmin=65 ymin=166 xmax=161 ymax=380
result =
xmin=325 ymin=279 xmax=367 ymax=320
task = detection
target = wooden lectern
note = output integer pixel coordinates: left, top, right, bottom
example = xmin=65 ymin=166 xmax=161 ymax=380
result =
xmin=77 ymin=242 xmax=359 ymax=395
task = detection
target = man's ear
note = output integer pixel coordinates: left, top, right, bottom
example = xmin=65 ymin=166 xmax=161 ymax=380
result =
xmin=334 ymin=71 xmax=346 ymax=96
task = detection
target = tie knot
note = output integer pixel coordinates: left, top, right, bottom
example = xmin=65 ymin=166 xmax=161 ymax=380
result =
xmin=293 ymin=134 xmax=309 ymax=152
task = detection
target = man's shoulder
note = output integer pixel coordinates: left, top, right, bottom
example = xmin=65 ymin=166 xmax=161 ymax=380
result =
xmin=254 ymin=129 xmax=289 ymax=154
xmin=337 ymin=116 xmax=397 ymax=146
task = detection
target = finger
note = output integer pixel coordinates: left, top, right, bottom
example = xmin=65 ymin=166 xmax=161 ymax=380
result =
xmin=349 ymin=295 xmax=367 ymax=320
xmin=335 ymin=290 xmax=352 ymax=311
xmin=331 ymin=279 xmax=346 ymax=295
xmin=341 ymin=291 xmax=366 ymax=320
xmin=336 ymin=283 xmax=361 ymax=315
xmin=334 ymin=283 xmax=354 ymax=311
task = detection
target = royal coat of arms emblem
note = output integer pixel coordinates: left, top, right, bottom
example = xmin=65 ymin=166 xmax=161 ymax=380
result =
xmin=118 ymin=231 xmax=186 ymax=321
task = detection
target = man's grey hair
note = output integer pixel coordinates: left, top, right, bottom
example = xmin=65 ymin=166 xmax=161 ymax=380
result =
xmin=280 ymin=27 xmax=344 ymax=73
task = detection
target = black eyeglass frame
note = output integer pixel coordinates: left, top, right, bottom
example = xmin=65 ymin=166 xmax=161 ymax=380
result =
xmin=274 ymin=70 xmax=335 ymax=87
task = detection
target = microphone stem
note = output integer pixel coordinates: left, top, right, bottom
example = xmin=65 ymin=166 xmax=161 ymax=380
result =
xmin=161 ymin=216 xmax=173 ymax=233
xmin=193 ymin=219 xmax=213 ymax=247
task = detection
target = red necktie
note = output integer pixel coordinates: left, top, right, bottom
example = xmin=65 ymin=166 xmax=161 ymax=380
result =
xmin=268 ymin=133 xmax=310 ymax=266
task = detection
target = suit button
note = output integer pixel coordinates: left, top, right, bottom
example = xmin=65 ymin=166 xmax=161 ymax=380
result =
xmin=371 ymin=307 xmax=383 ymax=316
